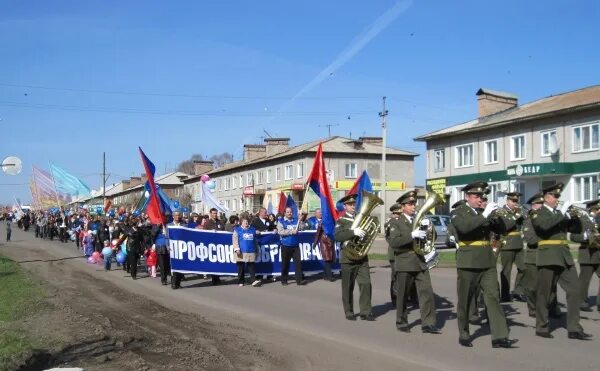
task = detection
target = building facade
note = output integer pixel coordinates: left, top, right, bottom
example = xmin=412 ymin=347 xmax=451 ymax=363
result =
xmin=183 ymin=136 xmax=418 ymax=215
xmin=415 ymin=86 xmax=600 ymax=211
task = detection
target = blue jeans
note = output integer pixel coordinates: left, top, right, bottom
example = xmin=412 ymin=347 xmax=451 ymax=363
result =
xmin=104 ymin=255 xmax=112 ymax=270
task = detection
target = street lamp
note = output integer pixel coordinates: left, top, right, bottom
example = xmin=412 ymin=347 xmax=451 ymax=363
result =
xmin=379 ymin=97 xmax=388 ymax=232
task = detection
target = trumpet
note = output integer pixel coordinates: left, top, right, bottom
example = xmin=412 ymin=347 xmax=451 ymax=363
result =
xmin=567 ymin=204 xmax=588 ymax=219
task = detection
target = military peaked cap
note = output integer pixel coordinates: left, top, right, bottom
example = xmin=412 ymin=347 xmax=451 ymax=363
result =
xmin=389 ymin=203 xmax=402 ymax=213
xmin=396 ymin=189 xmax=418 ymax=204
xmin=541 ymin=182 xmax=564 ymax=197
xmin=526 ymin=192 xmax=544 ymax=205
xmin=338 ymin=193 xmax=358 ymax=205
xmin=506 ymin=192 xmax=522 ymax=202
xmin=461 ymin=181 xmax=488 ymax=195
xmin=584 ymin=198 xmax=600 ymax=210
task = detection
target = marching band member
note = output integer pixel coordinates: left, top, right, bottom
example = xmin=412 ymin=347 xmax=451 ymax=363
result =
xmin=386 ymin=190 xmax=440 ymax=334
xmin=451 ymin=181 xmax=516 ymax=348
xmin=571 ymin=198 xmax=600 ymax=312
xmin=497 ymin=192 xmax=527 ymax=302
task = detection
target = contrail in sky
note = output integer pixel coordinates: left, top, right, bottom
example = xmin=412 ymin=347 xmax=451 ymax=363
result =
xmin=269 ymin=0 xmax=413 ymax=123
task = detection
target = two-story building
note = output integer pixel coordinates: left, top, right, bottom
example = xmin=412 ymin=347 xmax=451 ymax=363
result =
xmin=415 ymin=86 xmax=600 ymax=211
xmin=183 ymin=136 xmax=418 ymax=215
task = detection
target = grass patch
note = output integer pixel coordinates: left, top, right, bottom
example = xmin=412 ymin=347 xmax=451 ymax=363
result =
xmin=0 ymin=253 xmax=44 ymax=370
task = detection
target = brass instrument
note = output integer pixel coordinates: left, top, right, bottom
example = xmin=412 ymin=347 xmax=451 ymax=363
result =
xmin=342 ymin=190 xmax=384 ymax=260
xmin=412 ymin=191 xmax=446 ymax=269
xmin=567 ymin=204 xmax=587 ymax=219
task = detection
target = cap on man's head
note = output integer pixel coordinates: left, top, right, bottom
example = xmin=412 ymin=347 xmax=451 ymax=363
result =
xmin=338 ymin=193 xmax=358 ymax=205
xmin=451 ymin=199 xmax=466 ymax=209
xmin=506 ymin=192 xmax=522 ymax=202
xmin=584 ymin=198 xmax=600 ymax=211
xmin=461 ymin=181 xmax=488 ymax=195
xmin=395 ymin=190 xmax=417 ymax=205
xmin=526 ymin=192 xmax=544 ymax=205
xmin=389 ymin=203 xmax=402 ymax=213
xmin=541 ymin=182 xmax=564 ymax=197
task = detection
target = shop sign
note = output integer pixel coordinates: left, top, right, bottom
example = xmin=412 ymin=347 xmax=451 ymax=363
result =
xmin=334 ymin=180 xmax=405 ymax=190
xmin=507 ymin=164 xmax=541 ymax=177
xmin=243 ymin=186 xmax=254 ymax=196
xmin=426 ymin=178 xmax=446 ymax=195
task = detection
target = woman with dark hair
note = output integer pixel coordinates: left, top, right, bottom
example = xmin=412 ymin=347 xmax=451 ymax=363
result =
xmin=232 ymin=217 xmax=262 ymax=287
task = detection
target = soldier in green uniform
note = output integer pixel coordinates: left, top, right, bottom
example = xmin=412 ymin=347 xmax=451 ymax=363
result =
xmin=532 ymin=183 xmax=591 ymax=340
xmin=385 ymin=209 xmax=397 ymax=307
xmin=497 ymin=192 xmax=526 ymax=302
xmin=571 ymin=198 xmax=600 ymax=312
xmin=452 ymin=181 xmax=517 ymax=348
xmin=334 ymin=194 xmax=374 ymax=321
xmin=386 ymin=191 xmax=441 ymax=334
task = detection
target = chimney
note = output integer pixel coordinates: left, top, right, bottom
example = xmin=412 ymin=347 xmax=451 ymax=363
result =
xmin=264 ymin=137 xmax=290 ymax=157
xmin=476 ymin=88 xmax=518 ymax=117
xmin=359 ymin=136 xmax=383 ymax=145
xmin=129 ymin=176 xmax=142 ymax=188
xmin=243 ymin=144 xmax=267 ymax=161
xmin=193 ymin=160 xmax=214 ymax=176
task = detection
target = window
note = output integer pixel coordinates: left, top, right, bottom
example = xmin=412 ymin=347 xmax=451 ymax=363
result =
xmin=284 ymin=165 xmax=294 ymax=180
xmin=232 ymin=176 xmax=236 ymax=189
xmin=541 ymin=130 xmax=557 ymax=156
xmin=224 ymin=177 xmax=230 ymax=190
xmin=573 ymin=174 xmax=599 ymax=202
xmin=275 ymin=167 xmax=281 ymax=181
xmin=297 ymin=163 xmax=304 ymax=178
xmin=239 ymin=175 xmax=243 ymax=188
xmin=345 ymin=163 xmax=357 ymax=178
xmin=218 ymin=179 xmax=223 ymax=191
xmin=511 ymin=135 xmax=526 ymax=161
xmin=487 ymin=183 xmax=499 ymax=203
xmin=232 ymin=199 xmax=236 ymax=211
xmin=225 ymin=200 xmax=230 ymax=209
xmin=433 ymin=149 xmax=445 ymax=171
xmin=484 ymin=140 xmax=498 ymax=164
xmin=257 ymin=171 xmax=264 ymax=185
xmin=246 ymin=173 xmax=253 ymax=186
xmin=573 ymin=123 xmax=599 ymax=152
xmin=455 ymin=144 xmax=474 ymax=168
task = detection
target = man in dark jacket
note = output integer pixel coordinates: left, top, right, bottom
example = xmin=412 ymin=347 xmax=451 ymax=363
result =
xmin=204 ymin=208 xmax=225 ymax=285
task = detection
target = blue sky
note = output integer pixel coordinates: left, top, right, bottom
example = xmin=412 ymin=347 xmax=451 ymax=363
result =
xmin=1 ymin=0 xmax=599 ymax=205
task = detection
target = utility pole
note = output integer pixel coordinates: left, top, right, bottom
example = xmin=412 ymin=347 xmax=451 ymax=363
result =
xmin=379 ymin=97 xmax=388 ymax=232
xmin=102 ymin=152 xmax=106 ymax=208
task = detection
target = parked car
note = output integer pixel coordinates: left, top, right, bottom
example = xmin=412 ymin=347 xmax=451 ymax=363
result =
xmin=425 ymin=215 xmax=452 ymax=248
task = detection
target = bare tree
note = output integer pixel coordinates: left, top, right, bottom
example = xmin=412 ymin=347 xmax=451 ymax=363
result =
xmin=179 ymin=191 xmax=193 ymax=209
xmin=176 ymin=153 xmax=204 ymax=174
xmin=209 ymin=152 xmax=234 ymax=168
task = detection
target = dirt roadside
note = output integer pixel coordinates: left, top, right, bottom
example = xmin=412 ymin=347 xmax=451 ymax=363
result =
xmin=1 ymin=237 xmax=287 ymax=370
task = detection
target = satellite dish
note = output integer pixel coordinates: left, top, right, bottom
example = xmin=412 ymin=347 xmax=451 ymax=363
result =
xmin=2 ymin=156 xmax=22 ymax=175
xmin=549 ymin=135 xmax=559 ymax=155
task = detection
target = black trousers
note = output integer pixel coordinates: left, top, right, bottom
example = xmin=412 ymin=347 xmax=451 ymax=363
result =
xmin=129 ymin=253 xmax=140 ymax=279
xmin=6 ymin=230 xmax=11 ymax=241
xmin=172 ymin=272 xmax=183 ymax=288
xmin=323 ymin=261 xmax=333 ymax=280
xmin=237 ymin=262 xmax=256 ymax=284
xmin=158 ymin=253 xmax=171 ymax=284
xmin=281 ymin=246 xmax=302 ymax=283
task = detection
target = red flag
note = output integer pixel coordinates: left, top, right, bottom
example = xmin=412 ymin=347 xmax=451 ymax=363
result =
xmin=138 ymin=147 xmax=165 ymax=224
xmin=306 ymin=143 xmax=338 ymax=238
xmin=103 ymin=198 xmax=112 ymax=213
xmin=277 ymin=192 xmax=287 ymax=215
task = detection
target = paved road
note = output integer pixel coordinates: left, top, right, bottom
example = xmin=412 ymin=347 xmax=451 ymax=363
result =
xmin=2 ymin=226 xmax=599 ymax=371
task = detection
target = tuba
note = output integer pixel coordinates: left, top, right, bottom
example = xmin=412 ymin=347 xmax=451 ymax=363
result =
xmin=342 ymin=190 xmax=384 ymax=260
xmin=412 ymin=191 xmax=446 ymax=269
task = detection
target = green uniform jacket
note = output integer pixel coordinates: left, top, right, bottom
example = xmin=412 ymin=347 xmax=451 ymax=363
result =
xmin=570 ymin=214 xmax=599 ymax=265
xmin=385 ymin=218 xmax=395 ymax=262
xmin=386 ymin=215 xmax=427 ymax=272
xmin=531 ymin=205 xmax=575 ymax=267
xmin=522 ymin=212 xmax=540 ymax=265
xmin=334 ymin=213 xmax=369 ymax=264
xmin=496 ymin=206 xmax=524 ymax=251
xmin=451 ymin=204 xmax=499 ymax=269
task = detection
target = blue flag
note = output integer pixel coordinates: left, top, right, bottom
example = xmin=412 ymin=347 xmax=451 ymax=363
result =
xmin=49 ymin=163 xmax=91 ymax=197
xmin=284 ymin=194 xmax=298 ymax=220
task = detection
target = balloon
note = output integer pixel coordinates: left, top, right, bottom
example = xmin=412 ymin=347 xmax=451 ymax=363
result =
xmin=116 ymin=252 xmax=126 ymax=264
xmin=92 ymin=251 xmax=101 ymax=262
xmin=181 ymin=207 xmax=190 ymax=213
xmin=108 ymin=210 xmax=116 ymax=217
xmin=96 ymin=207 xmax=103 ymax=214
xmin=87 ymin=256 xmax=95 ymax=264
xmin=173 ymin=201 xmax=180 ymax=209
xmin=200 ymin=174 xmax=210 ymax=182
xmin=121 ymin=244 xmax=128 ymax=255
xmin=132 ymin=210 xmax=140 ymax=217
xmin=102 ymin=247 xmax=113 ymax=257
xmin=111 ymin=239 xmax=119 ymax=248
xmin=144 ymin=191 xmax=150 ymax=198
xmin=206 ymin=180 xmax=216 ymax=190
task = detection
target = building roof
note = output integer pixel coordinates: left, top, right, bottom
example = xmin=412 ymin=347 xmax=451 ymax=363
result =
xmin=184 ymin=136 xmax=418 ymax=181
xmin=415 ymin=85 xmax=600 ymax=141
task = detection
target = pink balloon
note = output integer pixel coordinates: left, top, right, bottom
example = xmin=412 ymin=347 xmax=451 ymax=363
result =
xmin=87 ymin=256 xmax=95 ymax=264
xmin=200 ymin=174 xmax=210 ymax=182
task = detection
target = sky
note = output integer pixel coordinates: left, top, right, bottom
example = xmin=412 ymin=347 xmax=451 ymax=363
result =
xmin=1 ymin=0 xmax=599 ymax=205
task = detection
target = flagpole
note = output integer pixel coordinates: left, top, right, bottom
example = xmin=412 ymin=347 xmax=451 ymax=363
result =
xmin=31 ymin=166 xmax=42 ymax=210
xmin=296 ymin=183 xmax=311 ymax=229
xmin=48 ymin=162 xmax=62 ymax=210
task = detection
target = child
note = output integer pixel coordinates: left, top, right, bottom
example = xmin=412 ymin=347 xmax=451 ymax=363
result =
xmin=103 ymin=240 xmax=112 ymax=271
xmin=83 ymin=230 xmax=95 ymax=257
xmin=145 ymin=245 xmax=158 ymax=278
xmin=6 ymin=220 xmax=11 ymax=242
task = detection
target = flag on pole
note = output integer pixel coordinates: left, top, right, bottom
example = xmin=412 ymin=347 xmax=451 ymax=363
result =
xmin=200 ymin=181 xmax=229 ymax=213
xmin=49 ymin=163 xmax=91 ymax=197
xmin=284 ymin=194 xmax=298 ymax=220
xmin=277 ymin=192 xmax=287 ymax=215
xmin=138 ymin=147 xmax=165 ymax=224
xmin=32 ymin=165 xmax=69 ymax=207
xmin=306 ymin=143 xmax=338 ymax=239
xmin=336 ymin=170 xmax=373 ymax=213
